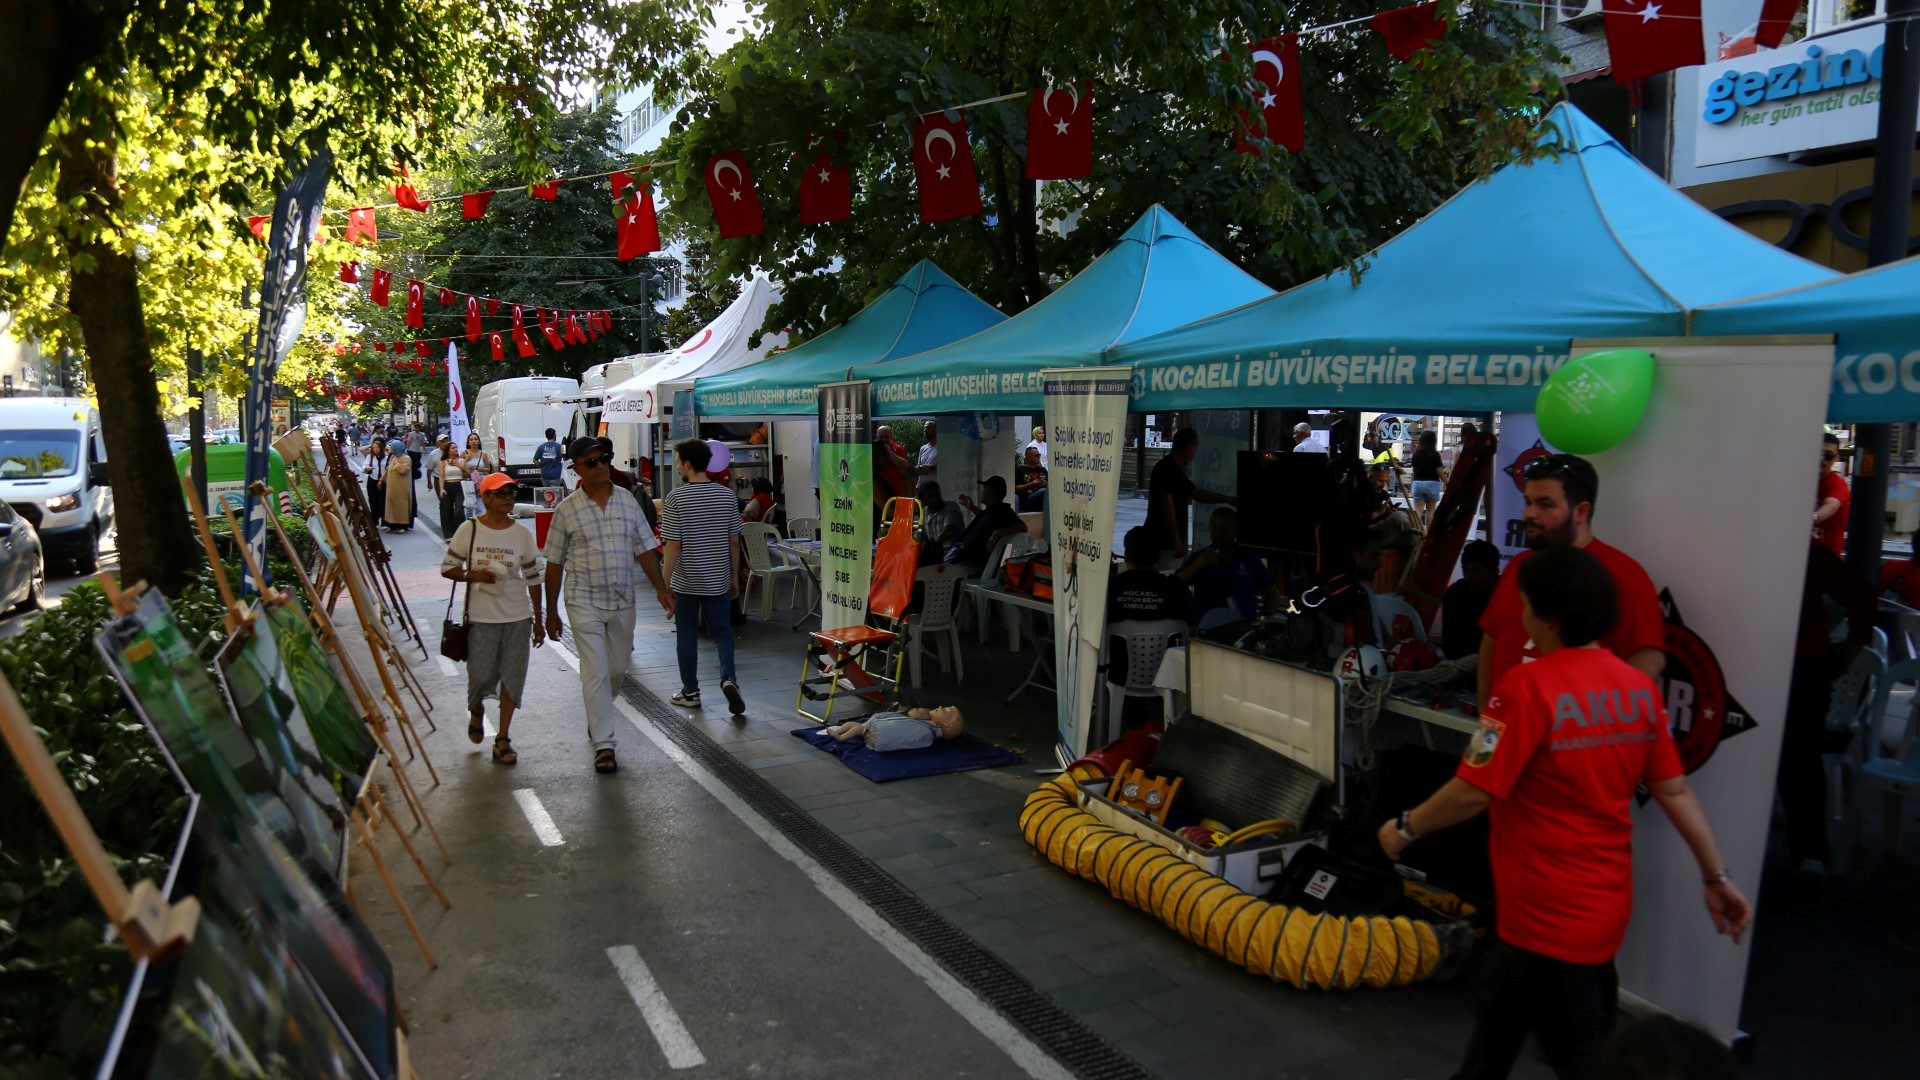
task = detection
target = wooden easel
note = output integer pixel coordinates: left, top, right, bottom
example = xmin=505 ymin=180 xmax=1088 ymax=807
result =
xmin=0 ymin=667 xmax=200 ymax=961
xmin=178 ymin=479 xmax=445 ymax=969
xmin=317 ymin=433 xmax=427 ymax=653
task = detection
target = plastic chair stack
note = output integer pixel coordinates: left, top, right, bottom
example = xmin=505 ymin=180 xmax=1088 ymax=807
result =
xmin=908 ymin=564 xmax=967 ymax=687
xmin=1101 ymin=619 xmax=1186 ymax=745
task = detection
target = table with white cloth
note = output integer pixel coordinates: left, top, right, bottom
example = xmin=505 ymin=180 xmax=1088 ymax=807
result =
xmin=1153 ymin=645 xmax=1188 ymax=718
xmin=772 ymin=539 xmax=823 ymax=628
xmin=964 ymin=581 xmax=1054 ymax=703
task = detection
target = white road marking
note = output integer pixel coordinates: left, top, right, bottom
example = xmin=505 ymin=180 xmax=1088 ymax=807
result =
xmin=546 ymin=642 xmax=1072 ymax=1080
xmin=605 ymin=945 xmax=707 ymax=1070
xmin=435 ymin=655 xmax=459 ymax=678
xmin=483 ymin=716 xmax=497 ymax=739
xmin=510 ymin=788 xmax=564 ymax=846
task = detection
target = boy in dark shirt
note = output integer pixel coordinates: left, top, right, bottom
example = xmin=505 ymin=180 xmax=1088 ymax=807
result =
xmin=1441 ymin=540 xmax=1501 ymax=660
xmin=1107 ymin=527 xmax=1187 ymax=623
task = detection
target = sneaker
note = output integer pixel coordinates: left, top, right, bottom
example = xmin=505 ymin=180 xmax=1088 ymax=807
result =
xmin=670 ymin=690 xmax=701 ymax=708
xmin=721 ymin=679 xmax=746 ymax=715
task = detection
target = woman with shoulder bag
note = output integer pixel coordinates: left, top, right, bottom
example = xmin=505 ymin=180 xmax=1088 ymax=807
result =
xmin=441 ymin=474 xmax=544 ymax=764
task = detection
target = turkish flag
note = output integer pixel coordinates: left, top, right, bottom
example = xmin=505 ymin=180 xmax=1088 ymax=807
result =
xmin=799 ymin=135 xmax=852 ymax=225
xmin=486 ymin=297 xmax=501 ymax=317
xmin=611 ymin=170 xmax=635 ymax=199
xmin=415 ymin=340 xmax=430 ymax=358
xmin=541 ymin=319 xmax=566 ymax=350
xmin=1234 ymin=35 xmax=1304 ymax=155
xmin=371 ymin=269 xmax=391 ymax=306
xmin=338 ymin=261 xmax=359 ymax=284
xmin=246 ymin=215 xmax=269 ymax=240
xmin=566 ymin=314 xmax=589 ymax=345
xmin=617 ymin=187 xmax=661 ymax=260
xmin=1603 ymin=0 xmax=1705 ymax=82
xmin=345 ymin=207 xmax=378 ymax=244
xmin=529 ymin=180 xmax=561 ymax=200
xmin=463 ymin=190 xmax=494 ymax=219
xmin=374 ymin=341 xmax=387 ymax=353
xmin=405 ymin=279 xmax=425 ymax=328
xmin=1026 ymin=84 xmax=1094 ymax=180
xmin=1372 ymin=3 xmax=1448 ymax=60
xmin=514 ymin=325 xmax=537 ymax=357
xmin=438 ymin=286 xmax=455 ymax=306
xmin=912 ymin=111 xmax=983 ymax=223
xmin=511 ymin=304 xmax=525 ymax=332
xmin=1756 ymin=0 xmax=1799 ymax=48
xmin=490 ymin=331 xmax=506 ymax=361
xmin=703 ymin=151 xmax=765 ymax=238
xmin=466 ymin=295 xmax=482 ymax=341
xmin=391 ymin=183 xmax=431 ymax=212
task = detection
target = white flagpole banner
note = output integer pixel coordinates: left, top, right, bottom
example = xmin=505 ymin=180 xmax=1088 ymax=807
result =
xmin=1489 ymin=413 xmax=1558 ymax=559
xmin=818 ymin=381 xmax=874 ymax=632
xmin=1045 ymin=368 xmax=1131 ymax=758
xmin=445 ymin=342 xmax=471 ymax=451
xmin=1575 ymin=339 xmax=1831 ymax=1041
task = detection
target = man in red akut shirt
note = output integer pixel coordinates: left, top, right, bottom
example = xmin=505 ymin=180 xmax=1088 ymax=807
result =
xmin=1478 ymin=453 xmax=1665 ymax=709
xmin=1814 ymin=432 xmax=1849 ymax=556
xmin=1382 ymin=546 xmax=1751 ymax=1080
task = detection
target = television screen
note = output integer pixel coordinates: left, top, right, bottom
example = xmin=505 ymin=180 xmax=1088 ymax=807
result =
xmin=1235 ymin=450 xmax=1333 ymax=557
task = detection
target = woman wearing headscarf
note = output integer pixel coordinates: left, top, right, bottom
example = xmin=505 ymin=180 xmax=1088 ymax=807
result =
xmin=383 ymin=437 xmax=414 ymax=531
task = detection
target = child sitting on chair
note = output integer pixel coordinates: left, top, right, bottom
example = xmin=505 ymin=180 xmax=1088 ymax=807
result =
xmin=823 ymin=705 xmax=965 ymax=752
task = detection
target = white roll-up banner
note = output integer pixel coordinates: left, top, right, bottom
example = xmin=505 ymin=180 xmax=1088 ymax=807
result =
xmin=1045 ymin=368 xmax=1132 ymax=757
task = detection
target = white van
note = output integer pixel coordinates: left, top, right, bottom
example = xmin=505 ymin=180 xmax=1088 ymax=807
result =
xmin=0 ymin=398 xmax=113 ymax=570
xmin=470 ymin=377 xmax=582 ymax=488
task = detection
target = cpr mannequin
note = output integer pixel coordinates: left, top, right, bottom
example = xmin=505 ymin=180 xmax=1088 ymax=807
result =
xmin=822 ymin=705 xmax=965 ymax=752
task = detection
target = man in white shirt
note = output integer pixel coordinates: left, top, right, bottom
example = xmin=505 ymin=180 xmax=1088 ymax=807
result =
xmin=916 ymin=419 xmax=939 ymax=482
xmin=1292 ymin=422 xmax=1316 ymax=451
xmin=1024 ymin=425 xmax=1049 ymax=469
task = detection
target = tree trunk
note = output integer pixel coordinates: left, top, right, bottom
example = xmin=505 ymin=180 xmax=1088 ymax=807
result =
xmin=0 ymin=0 xmax=111 ymax=253
xmin=55 ymin=118 xmax=200 ymax=595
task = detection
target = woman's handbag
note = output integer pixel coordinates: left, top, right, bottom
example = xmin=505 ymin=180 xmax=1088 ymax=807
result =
xmin=440 ymin=525 xmax=476 ymax=662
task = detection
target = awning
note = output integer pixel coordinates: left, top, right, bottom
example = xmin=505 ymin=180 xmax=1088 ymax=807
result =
xmin=605 ymin=276 xmax=785 ymax=423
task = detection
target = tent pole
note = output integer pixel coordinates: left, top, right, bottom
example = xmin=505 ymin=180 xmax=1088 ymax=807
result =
xmin=1847 ymin=0 xmax=1920 ymax=577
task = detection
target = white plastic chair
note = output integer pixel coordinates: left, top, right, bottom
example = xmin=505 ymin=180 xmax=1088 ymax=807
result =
xmin=1373 ymin=593 xmax=1429 ymax=644
xmin=741 ymin=522 xmax=810 ymax=620
xmin=1825 ymin=645 xmax=1886 ymax=820
xmin=1100 ymin=619 xmax=1185 ymax=745
xmin=960 ymin=532 xmax=1027 ymax=641
xmin=908 ymin=564 xmax=967 ymax=688
xmin=1851 ymin=655 xmax=1920 ymax=857
xmin=786 ymin=516 xmax=820 ymax=540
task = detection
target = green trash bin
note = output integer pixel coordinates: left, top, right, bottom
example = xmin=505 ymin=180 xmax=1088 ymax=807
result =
xmin=175 ymin=444 xmax=289 ymax=514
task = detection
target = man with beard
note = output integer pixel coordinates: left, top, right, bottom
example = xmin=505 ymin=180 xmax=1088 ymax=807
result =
xmin=1476 ymin=454 xmax=1665 ymax=708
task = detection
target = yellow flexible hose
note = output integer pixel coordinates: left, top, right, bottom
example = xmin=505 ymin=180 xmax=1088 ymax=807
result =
xmin=1020 ymin=769 xmax=1444 ymax=991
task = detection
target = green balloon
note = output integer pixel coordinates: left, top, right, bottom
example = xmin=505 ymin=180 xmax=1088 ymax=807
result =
xmin=1536 ymin=348 xmax=1655 ymax=454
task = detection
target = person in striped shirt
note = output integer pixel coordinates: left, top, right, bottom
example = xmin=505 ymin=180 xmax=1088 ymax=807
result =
xmin=660 ymin=438 xmax=747 ymax=713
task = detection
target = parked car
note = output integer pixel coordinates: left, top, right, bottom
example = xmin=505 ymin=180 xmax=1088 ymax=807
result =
xmin=0 ymin=501 xmax=45 ymax=613
xmin=0 ymin=397 xmax=113 ymax=572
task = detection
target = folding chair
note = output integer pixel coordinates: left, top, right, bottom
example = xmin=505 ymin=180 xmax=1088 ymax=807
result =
xmin=798 ymin=498 xmax=922 ymax=723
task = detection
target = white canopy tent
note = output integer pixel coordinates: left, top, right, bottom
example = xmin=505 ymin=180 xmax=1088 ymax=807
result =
xmin=603 ymin=276 xmax=785 ymax=423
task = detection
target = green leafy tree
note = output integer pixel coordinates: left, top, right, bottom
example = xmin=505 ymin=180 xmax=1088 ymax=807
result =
xmin=655 ymin=0 xmax=1561 ymax=340
xmin=0 ymin=0 xmax=709 ymax=593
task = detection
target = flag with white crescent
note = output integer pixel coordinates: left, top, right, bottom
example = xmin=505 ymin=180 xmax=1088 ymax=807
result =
xmin=912 ymin=110 xmax=983 ymax=223
xmin=446 ymin=341 xmax=471 ymax=451
xmin=617 ymin=185 xmax=661 ymax=260
xmin=799 ymin=133 xmax=852 ymax=225
xmin=405 ymin=278 xmax=425 ymax=328
xmin=703 ymin=150 xmax=765 ymax=238
xmin=1026 ymin=83 xmax=1094 ymax=179
xmin=1234 ymin=35 xmax=1304 ymax=155
xmin=465 ymin=294 xmax=482 ymax=341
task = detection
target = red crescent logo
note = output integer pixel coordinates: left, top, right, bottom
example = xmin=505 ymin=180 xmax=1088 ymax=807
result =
xmin=683 ymin=328 xmax=713 ymax=353
xmin=644 ymin=389 xmax=655 ymax=418
xmin=450 ymin=381 xmax=463 ymax=411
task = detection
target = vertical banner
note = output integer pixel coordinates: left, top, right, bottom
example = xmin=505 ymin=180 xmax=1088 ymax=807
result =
xmin=1193 ymin=410 xmax=1247 ymax=498
xmin=444 ymin=342 xmax=471 ymax=451
xmin=937 ymin=412 xmax=1006 ymax=510
xmin=670 ymin=390 xmax=698 ymax=442
xmin=1045 ymin=368 xmax=1131 ymax=758
xmin=1488 ymin=413 xmax=1557 ymax=559
xmin=1572 ymin=340 xmax=1830 ymax=1041
xmin=818 ymin=381 xmax=874 ymax=632
xmin=242 ymin=148 xmax=332 ymax=593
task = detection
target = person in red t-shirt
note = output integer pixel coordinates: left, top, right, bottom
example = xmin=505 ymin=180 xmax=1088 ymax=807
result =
xmin=1814 ymin=432 xmax=1849 ymax=557
xmin=1381 ymin=546 xmax=1751 ymax=1080
xmin=1477 ymin=453 xmax=1665 ymax=709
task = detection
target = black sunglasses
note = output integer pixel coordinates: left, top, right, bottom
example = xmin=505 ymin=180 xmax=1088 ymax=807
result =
xmin=1821 ymin=450 xmax=1838 ymax=461
xmin=1522 ymin=453 xmax=1580 ymax=481
xmin=483 ymin=483 xmax=521 ymax=497
xmin=574 ymin=454 xmax=610 ymax=469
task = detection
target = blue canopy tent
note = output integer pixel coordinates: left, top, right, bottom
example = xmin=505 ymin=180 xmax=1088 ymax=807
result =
xmin=861 ymin=205 xmax=1274 ymax=415
xmin=1110 ymin=104 xmax=1835 ymax=413
xmin=1697 ymin=254 xmax=1920 ymax=423
xmin=694 ymin=260 xmax=1004 ymax=417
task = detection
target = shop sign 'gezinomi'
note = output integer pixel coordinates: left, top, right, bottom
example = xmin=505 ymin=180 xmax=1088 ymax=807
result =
xmin=1694 ymin=24 xmax=1892 ymax=167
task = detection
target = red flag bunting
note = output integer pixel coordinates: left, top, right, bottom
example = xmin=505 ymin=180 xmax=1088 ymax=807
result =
xmin=463 ymin=190 xmax=495 ymax=219
xmin=247 ymin=215 xmax=270 ymax=240
xmin=486 ymin=297 xmax=502 ymax=317
xmin=703 ymin=151 xmax=766 ymax=238
xmin=490 ymin=331 xmax=506 ymax=361
xmin=1603 ymin=0 xmax=1705 ymax=82
xmin=539 ymin=311 xmax=566 ymax=350
xmin=610 ymin=170 xmax=635 ymax=199
xmin=1234 ymin=35 xmax=1305 ymax=155
xmin=391 ymin=183 xmax=431 ymax=212
xmin=338 ymin=261 xmax=360 ymax=284
xmin=1026 ymin=84 xmax=1095 ymax=180
xmin=374 ymin=341 xmax=387 ymax=353
xmin=798 ymin=134 xmax=852 ymax=226
xmin=911 ymin=111 xmax=983 ymax=223
xmin=1756 ymin=0 xmax=1799 ymax=48
xmin=566 ymin=314 xmax=588 ymax=345
xmin=616 ymin=187 xmax=662 ymax=260
xmin=416 ymin=340 xmax=430 ymax=357
xmin=1372 ymin=3 xmax=1448 ymax=61
xmin=438 ymin=286 xmax=455 ymax=306
xmin=405 ymin=279 xmax=426 ymax=328
xmin=466 ymin=295 xmax=482 ymax=342
xmin=345 ymin=207 xmax=378 ymax=244
xmin=529 ymin=180 xmax=561 ymax=200
xmin=511 ymin=304 xmax=525 ymax=331
xmin=513 ymin=324 xmax=536 ymax=357
xmin=371 ymin=269 xmax=391 ymax=306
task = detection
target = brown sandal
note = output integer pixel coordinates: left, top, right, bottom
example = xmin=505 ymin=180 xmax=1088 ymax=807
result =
xmin=594 ymin=748 xmax=617 ymax=774
xmin=468 ymin=715 xmax=484 ymax=744
xmin=492 ymin=736 xmax=517 ymax=765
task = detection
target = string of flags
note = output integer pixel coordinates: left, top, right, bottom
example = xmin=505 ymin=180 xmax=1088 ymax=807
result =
xmin=247 ymin=1 xmax=1805 ymax=247
xmin=324 ymin=259 xmax=619 ymax=365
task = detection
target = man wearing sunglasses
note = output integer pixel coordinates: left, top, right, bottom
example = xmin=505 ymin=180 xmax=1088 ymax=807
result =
xmin=1477 ymin=453 xmax=1665 ymax=709
xmin=1814 ymin=432 xmax=1848 ymax=557
xmin=544 ymin=436 xmax=672 ymax=775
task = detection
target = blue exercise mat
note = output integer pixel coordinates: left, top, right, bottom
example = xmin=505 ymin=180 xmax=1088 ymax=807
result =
xmin=790 ymin=725 xmax=1025 ymax=782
